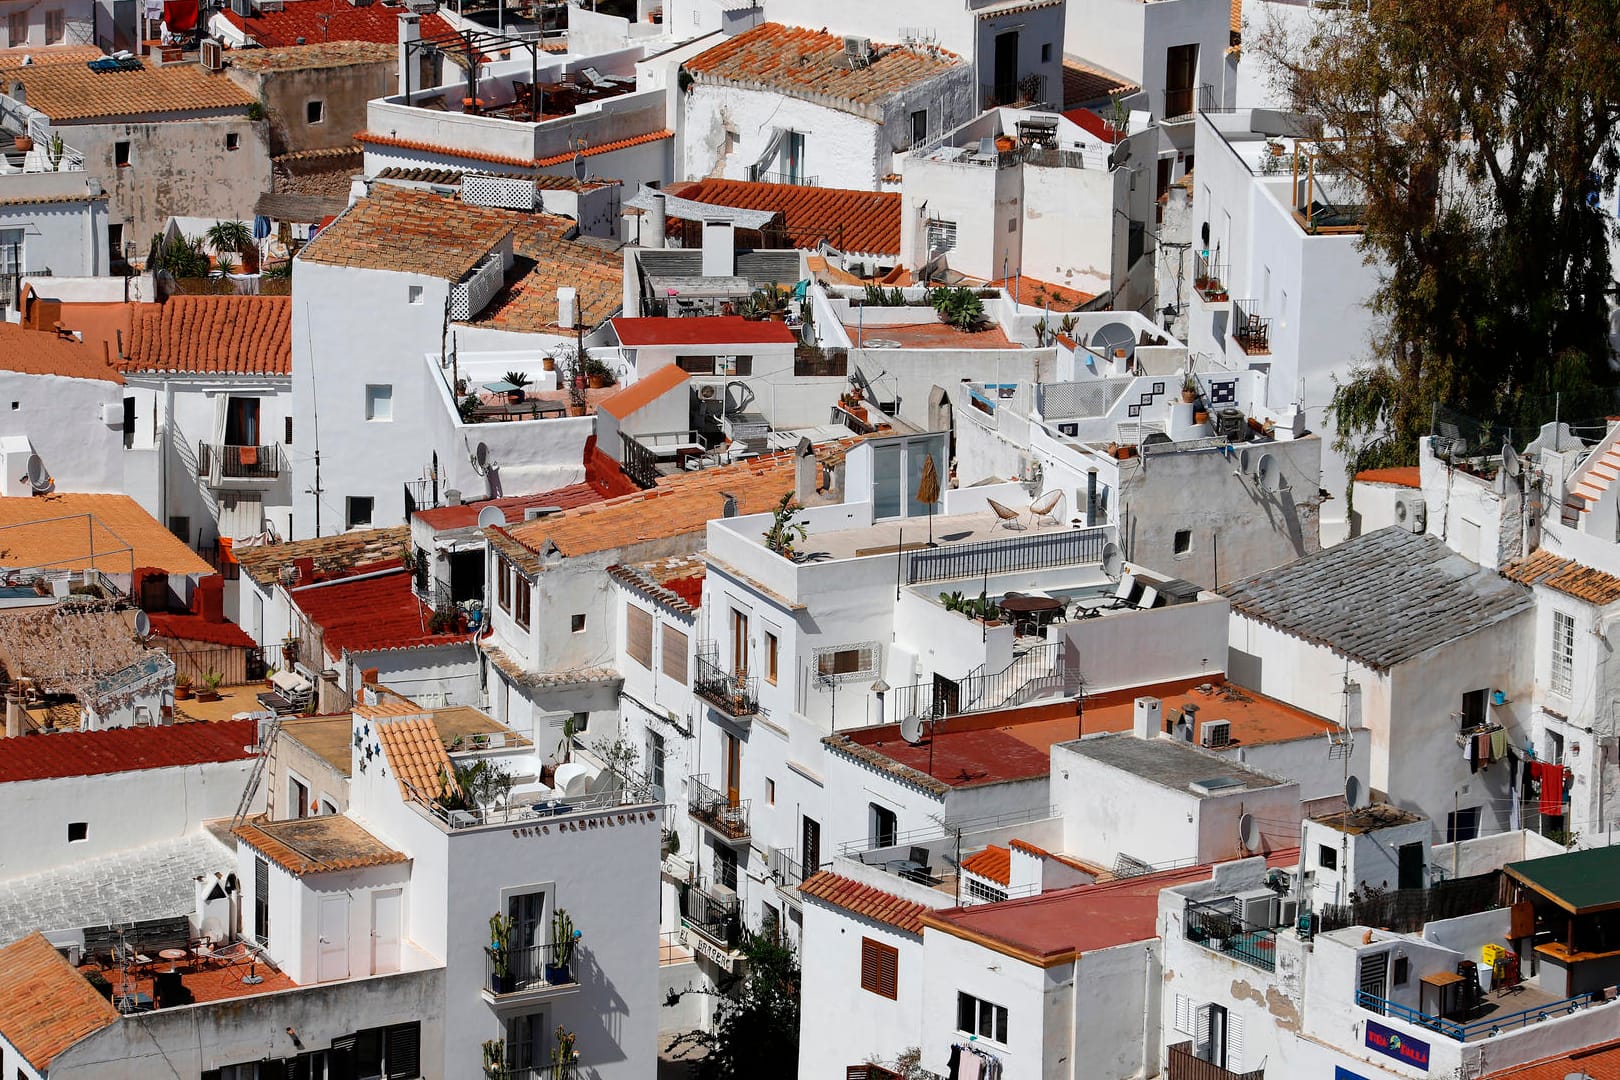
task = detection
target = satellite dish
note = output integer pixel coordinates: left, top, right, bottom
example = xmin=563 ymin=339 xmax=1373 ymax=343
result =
xmin=1344 ymin=774 xmax=1365 ymax=809
xmin=25 ymin=454 xmax=50 ymax=493
xmin=133 ymin=610 xmax=151 ymax=638
xmin=476 ymin=505 xmax=505 ymax=529
xmin=1502 ymin=441 xmax=1521 ymax=478
xmin=1109 ymin=139 xmax=1133 ymax=168
xmin=1238 ymin=812 xmax=1260 ymax=851
xmin=1254 ymin=453 xmax=1280 ymax=494
xmin=1238 ymin=447 xmax=1255 ymax=474
xmin=900 ymin=714 xmax=923 ymax=745
xmin=1088 ymin=322 xmax=1136 ymax=363
xmin=1101 ymin=542 xmax=1124 ymax=581
xmin=475 ymin=442 xmax=489 ymax=468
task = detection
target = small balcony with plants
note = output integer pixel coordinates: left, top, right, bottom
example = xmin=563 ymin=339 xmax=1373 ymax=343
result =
xmin=692 ymin=645 xmax=758 ymax=719
xmin=1193 ymin=252 xmax=1228 ymax=303
xmin=197 ymin=441 xmax=286 ymax=489
xmin=687 ymin=774 xmax=750 ymax=845
xmin=1183 ymin=897 xmax=1278 ymax=972
xmin=678 ymin=876 xmax=743 ymax=964
xmin=481 ymin=1024 xmax=580 ymax=1080
xmin=482 ymin=909 xmax=583 ymax=1006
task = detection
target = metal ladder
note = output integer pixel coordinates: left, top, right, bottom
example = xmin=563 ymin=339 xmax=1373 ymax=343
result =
xmin=231 ymin=716 xmax=282 ymax=831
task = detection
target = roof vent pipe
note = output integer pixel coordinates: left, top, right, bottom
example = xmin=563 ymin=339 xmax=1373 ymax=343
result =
xmin=645 ymin=191 xmax=667 ymax=249
xmin=557 ymin=286 xmax=577 ymax=330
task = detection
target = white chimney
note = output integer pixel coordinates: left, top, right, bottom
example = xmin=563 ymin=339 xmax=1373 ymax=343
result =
xmin=1132 ymin=696 xmax=1162 ymax=740
xmin=5 ymin=688 xmax=22 ymax=738
xmin=794 ymin=437 xmax=817 ymax=503
xmin=701 ymin=219 xmax=735 ymax=278
xmin=397 ymin=13 xmax=421 ymax=98
xmin=557 ymin=286 xmax=577 ymax=329
xmin=645 ymin=191 xmax=667 ymax=249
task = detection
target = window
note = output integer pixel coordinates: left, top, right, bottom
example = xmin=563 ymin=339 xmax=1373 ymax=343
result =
xmin=675 ymin=355 xmax=716 ymax=374
xmin=1174 ymin=529 xmax=1192 ymax=556
xmin=716 ymin=355 xmax=753 ymax=376
xmin=408 ymin=284 xmax=424 ymax=305
xmin=285 ymin=416 xmax=293 ymax=444
xmin=762 ymin=902 xmax=781 ymax=942
xmin=320 ymin=798 xmax=338 ymax=816
xmin=1446 ymin=806 xmax=1481 ymax=843
xmin=168 ymin=515 xmax=191 ymax=542
xmin=1460 ymin=688 xmax=1488 ymax=730
xmin=802 ymin=815 xmax=821 ymax=875
xmin=365 ymin=384 xmax=393 ymax=421
xmin=514 ymin=575 xmax=531 ymax=629
xmin=1318 ymin=844 xmax=1337 ymax=870
xmin=571 ymin=613 xmax=586 ymax=633
xmin=115 ymin=141 xmax=131 ymax=167
xmin=224 ymin=132 xmax=240 ymax=151
xmin=67 ymin=821 xmax=88 ymax=842
xmin=290 ymin=777 xmax=309 ymax=818
xmin=345 ymin=496 xmax=373 ymax=529
xmin=1392 ymin=955 xmax=1410 ymax=986
xmin=7 ymin=11 xmax=26 ymax=45
xmin=966 ymin=878 xmax=1007 ymax=904
xmin=306 ymin=100 xmax=325 ymax=124
xmin=107 ymin=223 xmax=124 ymax=262
xmin=45 ymin=9 xmax=63 ymax=43
xmin=661 ymin=624 xmax=688 ymax=682
xmin=766 ymin=777 xmax=775 ymax=806
xmin=497 ymin=556 xmax=511 ymax=612
xmin=765 ymin=631 xmax=779 ymax=684
xmin=1041 ymin=42 xmax=1052 ymax=62
xmin=253 ymin=856 xmax=270 ymax=947
xmin=910 ymin=108 xmax=927 ymax=146
xmin=0 ymin=226 xmax=21 ymax=274
xmin=626 ymin=604 xmax=653 ymax=668
xmin=1551 ymin=611 xmax=1575 ymax=696
xmin=957 ymin=992 xmax=1008 ymax=1044
xmin=870 ymin=803 xmax=897 ymax=849
xmin=715 ymin=844 xmax=738 ymax=890
xmin=730 ymin=609 xmax=749 ymax=674
xmin=646 ymin=730 xmax=666 ymax=795
xmin=1007 ymin=217 xmax=1017 ymax=233
xmin=815 ymin=644 xmax=878 ymax=681
xmin=860 ymin=937 xmax=899 ymax=999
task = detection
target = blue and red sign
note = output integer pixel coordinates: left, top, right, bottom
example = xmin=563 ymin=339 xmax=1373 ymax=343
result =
xmin=1364 ymin=1020 xmax=1430 ymax=1072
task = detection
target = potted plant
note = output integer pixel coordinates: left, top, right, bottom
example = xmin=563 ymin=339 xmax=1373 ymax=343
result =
xmin=582 ymin=356 xmax=616 ymax=389
xmin=1181 ymin=376 xmax=1199 ymax=403
xmin=551 ymin=1026 xmax=579 ymax=1079
xmin=263 ymin=664 xmax=278 ymax=690
xmin=174 ymin=672 xmax=194 ymax=700
xmin=762 ymin=491 xmax=808 ymax=560
xmin=488 ymin=913 xmax=515 ymax=993
xmin=482 ymin=1039 xmax=509 ymax=1080
xmin=502 ymin=371 xmax=531 ymax=404
xmin=12 ymin=134 xmax=32 ymax=152
xmin=542 ymin=352 xmax=556 ymax=371
xmin=546 ymin=908 xmax=577 ymax=983
xmin=196 ymin=671 xmax=224 ymax=702
xmin=205 ymin=220 xmax=259 ymax=276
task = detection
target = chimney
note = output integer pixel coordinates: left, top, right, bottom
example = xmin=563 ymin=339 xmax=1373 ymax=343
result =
xmin=557 ymin=286 xmax=577 ymax=330
xmin=1085 ymin=468 xmax=1098 ymax=524
xmin=5 ymin=689 xmax=23 ymax=738
xmin=794 ymin=437 xmax=817 ymax=503
xmin=645 ymin=191 xmax=667 ymax=249
xmin=701 ymin=220 xmax=735 ymax=278
xmin=397 ymin=13 xmax=421 ymax=98
xmin=720 ymin=491 xmax=739 ymax=518
xmin=1132 ymin=696 xmax=1161 ymax=740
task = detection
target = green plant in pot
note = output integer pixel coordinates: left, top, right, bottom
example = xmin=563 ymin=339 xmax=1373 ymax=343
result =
xmin=482 ymin=1038 xmax=509 ymax=1080
xmin=582 ymin=356 xmax=616 ymax=388
xmin=502 ymin=370 xmax=531 ymax=404
xmin=551 ymin=1026 xmax=579 ymax=1079
xmin=489 ymin=912 xmax=515 ymax=993
xmin=547 ymin=908 xmax=578 ymax=983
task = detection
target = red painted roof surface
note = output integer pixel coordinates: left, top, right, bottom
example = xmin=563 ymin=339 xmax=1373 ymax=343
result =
xmin=221 ymin=0 xmax=453 ymax=47
xmin=612 ymin=316 xmax=798 ymax=348
xmin=0 ymin=719 xmax=255 ymax=783
xmin=292 ymin=567 xmax=467 ymax=657
xmin=1486 ymin=1040 xmax=1620 ymax=1079
xmin=148 ymin=612 xmax=256 ymax=648
xmin=664 ymin=574 xmax=704 ymax=610
xmin=596 ymin=363 xmax=691 ymax=421
xmin=414 ymin=482 xmax=605 ymax=531
xmin=799 ymin=871 xmax=928 ymax=934
xmin=961 ymin=844 xmax=1011 ymax=885
xmin=989 ymin=275 xmax=1096 ymax=311
xmin=1063 ymin=107 xmax=1126 ymax=145
xmin=354 ymin=128 xmax=673 ymax=169
xmin=665 ymin=178 xmax=902 ymax=256
xmin=1354 ymin=466 xmax=1421 ymax=488
xmin=123 ymin=295 xmax=292 ymax=375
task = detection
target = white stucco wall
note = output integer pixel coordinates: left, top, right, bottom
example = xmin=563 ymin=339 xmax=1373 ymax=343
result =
xmin=798 ymin=899 xmax=925 ymax=1076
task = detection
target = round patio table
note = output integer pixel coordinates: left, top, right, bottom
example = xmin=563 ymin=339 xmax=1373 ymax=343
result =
xmin=999 ymin=595 xmax=1063 ymax=635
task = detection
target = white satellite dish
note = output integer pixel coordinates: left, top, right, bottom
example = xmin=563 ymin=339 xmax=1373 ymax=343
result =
xmin=1238 ymin=812 xmax=1260 ymax=851
xmin=1344 ymin=774 xmax=1366 ymax=810
xmin=1254 ymin=453 xmax=1281 ymax=494
xmin=1502 ymin=441 xmax=1521 ymax=478
xmin=133 ymin=610 xmax=151 ymax=638
xmin=476 ymin=505 xmax=505 ymax=529
xmin=25 ymin=454 xmax=50 ymax=493
xmin=900 ymin=714 xmax=923 ymax=745
xmin=1101 ymin=542 xmax=1124 ymax=581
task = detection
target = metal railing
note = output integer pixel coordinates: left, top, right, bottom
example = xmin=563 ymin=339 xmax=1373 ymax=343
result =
xmin=693 ymin=647 xmax=758 ymax=718
xmin=198 ymin=442 xmax=284 ymax=484
xmin=1231 ymin=300 xmax=1271 ymax=355
xmin=680 ymin=878 xmax=741 ymax=951
xmin=1354 ymin=989 xmax=1610 ymax=1042
xmin=399 ymin=773 xmax=654 ymax=831
xmin=981 ymin=73 xmax=1049 ymax=109
xmin=1167 ymin=1042 xmax=1265 ymax=1080
xmin=769 ymin=846 xmax=803 ymax=888
xmin=688 ymin=774 xmax=749 ymax=841
xmin=906 ymin=525 xmax=1109 ymax=584
xmin=621 ymin=431 xmax=661 ymax=490
xmin=795 ymin=345 xmax=848 ymax=377
xmin=1162 ymin=82 xmax=1212 ymax=122
xmin=1184 ymin=897 xmax=1277 ymax=972
xmin=752 ymin=170 xmax=818 ymax=186
xmin=403 ymin=477 xmax=440 ymax=512
xmin=1193 ymin=252 xmax=1227 ymax=300
xmin=484 ymin=938 xmax=580 ymax=995
xmin=885 ymin=642 xmax=1065 ymax=724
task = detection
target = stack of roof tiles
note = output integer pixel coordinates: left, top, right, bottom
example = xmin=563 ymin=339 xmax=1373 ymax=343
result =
xmin=122 ymin=295 xmax=291 ymax=375
xmin=685 ymin=23 xmax=962 ymax=108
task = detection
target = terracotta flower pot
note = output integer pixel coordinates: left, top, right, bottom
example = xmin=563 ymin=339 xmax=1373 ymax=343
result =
xmin=567 ymin=405 xmax=587 ymax=417
xmin=542 ymin=356 xmax=555 ymax=371
xmin=586 ymin=374 xmax=605 ymax=389
xmin=175 ymin=685 xmax=194 ymax=700
xmin=13 ymin=136 xmax=32 ymax=152
xmin=1195 ymin=410 xmax=1210 ymax=424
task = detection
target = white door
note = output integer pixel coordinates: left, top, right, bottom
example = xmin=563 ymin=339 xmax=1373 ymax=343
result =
xmin=371 ymin=889 xmax=401 ymax=975
xmin=317 ymin=895 xmax=350 ymax=981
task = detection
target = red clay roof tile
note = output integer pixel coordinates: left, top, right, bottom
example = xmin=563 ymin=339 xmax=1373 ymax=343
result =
xmin=0 ymin=60 xmax=255 ymax=121
xmin=961 ymin=844 xmax=1012 ymax=885
xmin=1485 ymin=1040 xmax=1620 ymax=1079
xmin=414 ymin=482 xmax=605 ymax=531
xmin=686 ymin=23 xmax=962 ymax=108
xmin=612 ymin=316 xmax=798 ymax=348
xmin=0 ymin=719 xmax=255 ymax=783
xmin=596 ymin=364 xmax=690 ymax=420
xmin=799 ymin=871 xmax=928 ymax=934
xmin=1353 ymin=466 xmax=1421 ymax=488
xmin=221 ymin=0 xmax=453 ymax=47
xmin=664 ymin=179 xmax=902 ymax=257
xmin=1503 ymin=550 xmax=1620 ymax=606
xmin=292 ymin=566 xmax=468 ymax=658
xmin=123 ymin=295 xmax=291 ymax=375
xmin=0 ymin=933 xmax=119 ymax=1070
xmin=233 ymin=814 xmax=409 ymax=876
xmin=0 ymin=322 xmax=124 ymax=383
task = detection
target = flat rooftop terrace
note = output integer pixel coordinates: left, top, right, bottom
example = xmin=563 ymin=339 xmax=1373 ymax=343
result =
xmin=798 ymin=507 xmax=1085 ymax=563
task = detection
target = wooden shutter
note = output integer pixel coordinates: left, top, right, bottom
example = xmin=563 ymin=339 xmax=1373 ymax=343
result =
xmin=662 ymin=624 xmax=688 ymax=682
xmin=626 ymin=604 xmax=653 ymax=668
xmin=1226 ymin=1012 xmax=1244 ymax=1072
xmin=385 ymin=1021 xmax=420 ymax=1079
xmin=860 ymin=937 xmax=898 ymax=999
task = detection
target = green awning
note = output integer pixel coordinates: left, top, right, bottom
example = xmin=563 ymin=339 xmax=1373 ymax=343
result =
xmin=1504 ymin=846 xmax=1620 ymax=914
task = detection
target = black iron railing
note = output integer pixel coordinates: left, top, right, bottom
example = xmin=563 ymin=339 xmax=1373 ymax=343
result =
xmin=693 ymin=647 xmax=758 ymax=718
xmin=1184 ymin=898 xmax=1277 ymax=972
xmin=770 ymin=846 xmax=803 ymax=887
xmin=621 ymin=431 xmax=660 ymax=490
xmin=198 ymin=443 xmax=284 ymax=482
xmin=680 ymin=879 xmax=741 ymax=951
xmin=484 ymin=938 xmax=581 ymax=996
xmin=906 ymin=526 xmax=1108 ymax=584
xmin=1231 ymin=300 xmax=1271 ymax=355
xmin=1193 ymin=252 xmax=1228 ymax=300
xmin=753 ymin=170 xmax=818 ymax=186
xmin=688 ymin=775 xmax=750 ymax=841
xmin=886 ymin=642 xmax=1064 ymax=725
xmin=1162 ymin=82 xmax=1211 ymax=121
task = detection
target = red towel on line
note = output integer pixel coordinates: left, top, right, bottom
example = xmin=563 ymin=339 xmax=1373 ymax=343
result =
xmin=1534 ymin=761 xmax=1568 ymax=817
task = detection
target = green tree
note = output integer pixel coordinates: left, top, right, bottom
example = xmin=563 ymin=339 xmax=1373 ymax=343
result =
xmin=1252 ymin=0 xmax=1620 ymax=475
xmin=672 ymin=932 xmax=800 ymax=1079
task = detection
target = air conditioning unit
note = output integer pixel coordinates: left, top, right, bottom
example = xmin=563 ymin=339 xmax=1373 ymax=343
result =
xmin=1279 ymin=898 xmax=1299 ymax=928
xmin=1236 ymin=888 xmax=1278 ymax=930
xmin=1057 ymin=422 xmax=1079 ymax=438
xmin=842 ymin=35 xmax=872 ymax=67
xmin=697 ymin=384 xmax=720 ymax=401
xmin=710 ymin=880 xmax=737 ymax=902
xmin=200 ymin=38 xmax=223 ymax=72
xmin=1393 ymin=493 xmax=1427 ymax=533
xmin=1215 ymin=407 xmax=1246 ymax=440
xmin=1199 ymin=719 xmax=1231 ymax=748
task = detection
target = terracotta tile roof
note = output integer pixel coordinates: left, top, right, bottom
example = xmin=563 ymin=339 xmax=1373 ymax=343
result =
xmin=1231 ymin=0 xmax=1243 ymax=37
xmin=0 ymin=493 xmax=214 ymax=576
xmin=0 ymin=44 xmax=103 ymax=66
xmin=961 ymin=844 xmax=1011 ymax=885
xmin=479 ymin=641 xmax=621 ymax=691
xmin=686 ymin=24 xmax=962 ymax=109
xmin=612 ymin=316 xmax=798 ymax=348
xmin=0 ymin=322 xmax=124 ymax=383
xmin=469 ymin=218 xmax=624 ymax=334
xmin=1061 ymin=59 xmax=1137 ymax=108
xmin=148 ymin=611 xmax=257 ymax=648
xmin=0 ymin=719 xmax=255 ymax=783
xmin=233 ymin=814 xmax=409 ymax=876
xmin=227 ymin=40 xmax=396 ymax=72
xmin=375 ymin=715 xmax=458 ymax=801
xmin=1503 ymin=549 xmax=1620 ymax=606
xmin=298 ymin=184 xmax=516 ymax=281
xmin=373 ymin=165 xmax=605 ymax=191
xmin=355 ymin=128 xmax=673 ymax=170
xmin=235 ymin=526 xmax=407 ymax=588
xmin=596 ymin=364 xmax=690 ymax=420
xmin=293 ymin=567 xmax=468 ymax=658
xmin=122 ymin=295 xmax=291 ymax=375
xmin=0 ymin=193 xmax=107 ymax=207
xmin=1486 ymin=1040 xmax=1620 ymax=1079
xmin=0 ymin=61 xmax=255 ymax=122
xmin=798 ymin=871 xmax=928 ymax=934
xmin=988 ymin=275 xmax=1096 ymax=311
xmin=0 ymin=933 xmax=119 ymax=1069
xmin=1353 ymin=465 xmax=1421 ymax=488
xmin=1008 ymin=838 xmax=1047 ymax=857
xmin=843 ymin=320 xmax=1016 ymax=350
xmin=220 ymin=0 xmax=453 ymax=47
xmin=606 ymin=554 xmax=706 ymax=614
xmin=665 ymin=179 xmax=902 ymax=256
xmin=414 ymin=481 xmax=605 ymax=531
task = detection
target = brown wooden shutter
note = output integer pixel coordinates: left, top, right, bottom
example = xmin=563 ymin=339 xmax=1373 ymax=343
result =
xmin=860 ymin=937 xmax=898 ymax=999
xmin=626 ymin=604 xmax=653 ymax=668
xmin=662 ymin=624 xmax=688 ymax=683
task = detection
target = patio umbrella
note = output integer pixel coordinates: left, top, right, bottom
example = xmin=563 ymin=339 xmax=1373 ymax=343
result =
xmin=916 ymin=452 xmax=941 ymax=547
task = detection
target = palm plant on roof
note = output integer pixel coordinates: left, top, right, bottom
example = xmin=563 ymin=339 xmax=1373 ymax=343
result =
xmin=205 ymin=220 xmax=259 ymax=275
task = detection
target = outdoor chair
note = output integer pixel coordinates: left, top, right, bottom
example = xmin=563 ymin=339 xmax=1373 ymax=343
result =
xmin=1028 ymin=489 xmax=1063 ymax=526
xmin=987 ymin=499 xmax=1024 ymax=530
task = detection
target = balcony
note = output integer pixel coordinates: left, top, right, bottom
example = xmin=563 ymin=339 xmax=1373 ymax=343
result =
xmin=1193 ymin=253 xmax=1228 ymax=302
xmin=1161 ymin=82 xmax=1212 ymax=123
xmin=1167 ymin=1041 xmax=1265 ymax=1080
xmin=692 ymin=647 xmax=758 ymax=719
xmin=981 ymin=73 xmax=1050 ymax=109
xmin=1231 ymin=300 xmax=1272 ymax=355
xmin=688 ymin=775 xmax=750 ymax=844
xmin=1184 ymin=898 xmax=1278 ymax=972
xmin=482 ymin=939 xmax=582 ymax=1005
xmin=1354 ymin=988 xmax=1612 ymax=1043
xmin=197 ymin=443 xmax=285 ymax=489
xmin=751 ymin=170 xmax=819 ymax=186
xmin=679 ymin=878 xmax=744 ymax=971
